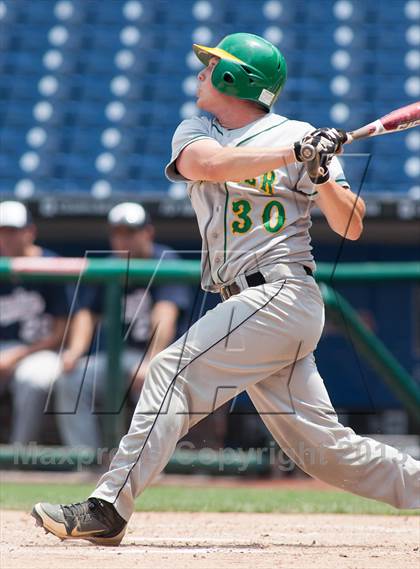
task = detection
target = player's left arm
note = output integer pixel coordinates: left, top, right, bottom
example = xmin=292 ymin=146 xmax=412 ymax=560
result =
xmin=315 ymin=181 xmax=366 ymax=241
xmin=296 ymin=128 xmax=365 ymax=240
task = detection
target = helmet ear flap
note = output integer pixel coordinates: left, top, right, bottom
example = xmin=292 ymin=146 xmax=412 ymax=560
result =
xmin=222 ymin=71 xmax=235 ymax=84
xmin=212 ymin=59 xmax=250 ymax=96
xmin=211 ymin=57 xmax=276 ymax=107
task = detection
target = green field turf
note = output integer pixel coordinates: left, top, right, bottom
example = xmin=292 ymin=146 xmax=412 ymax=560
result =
xmin=0 ymin=482 xmax=418 ymax=515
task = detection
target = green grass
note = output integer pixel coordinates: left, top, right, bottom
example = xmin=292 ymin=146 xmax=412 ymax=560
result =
xmin=1 ymin=482 xmax=418 ymax=515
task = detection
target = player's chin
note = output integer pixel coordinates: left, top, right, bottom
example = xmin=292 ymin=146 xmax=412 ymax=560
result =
xmin=196 ymin=96 xmax=208 ymax=111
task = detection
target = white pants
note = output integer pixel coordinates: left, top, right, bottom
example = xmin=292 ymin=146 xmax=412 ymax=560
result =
xmin=91 ymin=276 xmax=420 ymax=520
xmin=0 ymin=342 xmax=62 ymax=444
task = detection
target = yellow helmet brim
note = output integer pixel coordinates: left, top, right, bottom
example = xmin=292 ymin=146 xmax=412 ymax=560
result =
xmin=192 ymin=44 xmax=247 ymax=67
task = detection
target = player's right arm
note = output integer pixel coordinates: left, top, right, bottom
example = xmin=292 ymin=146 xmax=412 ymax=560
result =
xmin=176 ymin=138 xmax=296 ymax=182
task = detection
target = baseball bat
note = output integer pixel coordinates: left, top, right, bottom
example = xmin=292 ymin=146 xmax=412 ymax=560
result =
xmin=301 ymin=101 xmax=420 ymax=161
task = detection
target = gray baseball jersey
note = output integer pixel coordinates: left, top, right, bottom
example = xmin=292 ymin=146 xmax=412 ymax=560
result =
xmin=166 ymin=113 xmax=348 ymax=292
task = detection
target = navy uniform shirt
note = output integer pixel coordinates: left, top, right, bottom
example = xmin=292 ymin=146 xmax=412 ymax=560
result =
xmin=75 ymin=244 xmax=191 ymax=351
xmin=0 ymin=248 xmax=69 ymax=345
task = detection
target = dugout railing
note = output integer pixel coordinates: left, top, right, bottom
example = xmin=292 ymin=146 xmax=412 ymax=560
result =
xmin=0 ymin=258 xmax=419 ymax=471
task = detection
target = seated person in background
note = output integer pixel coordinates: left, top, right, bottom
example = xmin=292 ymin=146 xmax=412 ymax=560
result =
xmin=0 ymin=201 xmax=68 ymax=444
xmin=55 ymin=202 xmax=190 ymax=449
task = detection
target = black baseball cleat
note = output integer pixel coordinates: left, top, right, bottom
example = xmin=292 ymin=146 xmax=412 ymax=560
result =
xmin=31 ymin=498 xmax=127 ymax=546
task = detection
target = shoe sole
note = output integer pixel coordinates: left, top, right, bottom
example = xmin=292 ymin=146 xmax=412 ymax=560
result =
xmin=31 ymin=503 xmax=126 ymax=546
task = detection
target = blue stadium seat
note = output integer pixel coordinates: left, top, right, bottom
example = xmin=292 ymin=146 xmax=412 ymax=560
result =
xmin=0 ymin=126 xmax=29 ymax=152
xmin=0 ymin=178 xmax=18 ymax=195
xmin=0 ymin=0 xmax=415 ymax=197
xmin=0 ymin=100 xmax=37 ymax=125
xmin=57 ymin=152 xmax=97 ymax=178
xmin=374 ymin=1 xmax=407 ymax=22
xmin=0 ymin=153 xmax=19 ymax=172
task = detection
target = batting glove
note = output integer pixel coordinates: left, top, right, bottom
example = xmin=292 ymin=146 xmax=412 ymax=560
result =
xmin=294 ymin=127 xmax=347 ymax=162
xmin=305 ymin=153 xmax=333 ymax=185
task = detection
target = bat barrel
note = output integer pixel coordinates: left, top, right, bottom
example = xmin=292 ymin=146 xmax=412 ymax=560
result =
xmin=298 ymin=102 xmax=419 ymax=162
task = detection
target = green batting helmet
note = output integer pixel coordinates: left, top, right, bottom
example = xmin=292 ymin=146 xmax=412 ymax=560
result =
xmin=193 ymin=33 xmax=287 ymax=110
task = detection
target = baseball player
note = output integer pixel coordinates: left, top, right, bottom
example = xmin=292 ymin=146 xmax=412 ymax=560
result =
xmin=32 ymin=33 xmax=420 ymax=545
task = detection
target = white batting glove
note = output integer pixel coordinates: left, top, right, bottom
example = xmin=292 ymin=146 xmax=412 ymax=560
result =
xmin=294 ymin=127 xmax=347 ymax=162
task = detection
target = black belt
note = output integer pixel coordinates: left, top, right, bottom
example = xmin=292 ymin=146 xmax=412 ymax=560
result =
xmin=220 ymin=266 xmax=313 ymax=301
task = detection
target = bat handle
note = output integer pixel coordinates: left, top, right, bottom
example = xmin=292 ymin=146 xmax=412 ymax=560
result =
xmin=301 ymin=131 xmax=352 ymax=162
xmin=300 ymin=143 xmax=317 ymax=161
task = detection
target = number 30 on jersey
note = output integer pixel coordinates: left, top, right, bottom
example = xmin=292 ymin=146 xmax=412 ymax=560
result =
xmin=232 ymin=199 xmax=286 ymax=234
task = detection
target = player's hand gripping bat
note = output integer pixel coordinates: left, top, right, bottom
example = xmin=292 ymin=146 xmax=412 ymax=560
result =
xmin=300 ymin=101 xmax=420 ymax=161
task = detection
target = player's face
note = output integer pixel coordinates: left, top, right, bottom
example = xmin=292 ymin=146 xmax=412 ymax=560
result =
xmin=0 ymin=226 xmax=34 ymax=257
xmin=109 ymin=225 xmax=154 ymax=259
xmin=196 ymin=57 xmax=223 ymax=111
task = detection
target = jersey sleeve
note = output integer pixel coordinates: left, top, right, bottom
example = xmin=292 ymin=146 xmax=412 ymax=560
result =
xmin=296 ymin=155 xmax=350 ymax=200
xmin=74 ymin=284 xmax=103 ymax=315
xmin=329 ymin=155 xmax=350 ymax=188
xmin=165 ymin=116 xmax=214 ymax=182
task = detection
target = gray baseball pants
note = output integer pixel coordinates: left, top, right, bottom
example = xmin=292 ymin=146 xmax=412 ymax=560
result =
xmin=90 ymin=271 xmax=420 ymax=520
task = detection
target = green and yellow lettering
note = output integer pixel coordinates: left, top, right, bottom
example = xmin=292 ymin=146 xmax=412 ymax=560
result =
xmin=262 ymin=200 xmax=286 ymax=233
xmin=232 ymin=199 xmax=252 ymax=234
xmin=260 ymin=170 xmax=276 ymax=195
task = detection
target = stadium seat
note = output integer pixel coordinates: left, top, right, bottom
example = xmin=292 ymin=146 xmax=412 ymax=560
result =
xmin=0 ymin=0 xmax=416 ymax=197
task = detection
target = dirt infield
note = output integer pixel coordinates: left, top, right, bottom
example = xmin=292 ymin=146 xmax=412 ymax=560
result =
xmin=1 ymin=510 xmax=419 ymax=569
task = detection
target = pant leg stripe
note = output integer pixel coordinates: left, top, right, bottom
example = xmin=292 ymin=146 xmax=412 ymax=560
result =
xmin=112 ymin=281 xmax=287 ymax=504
